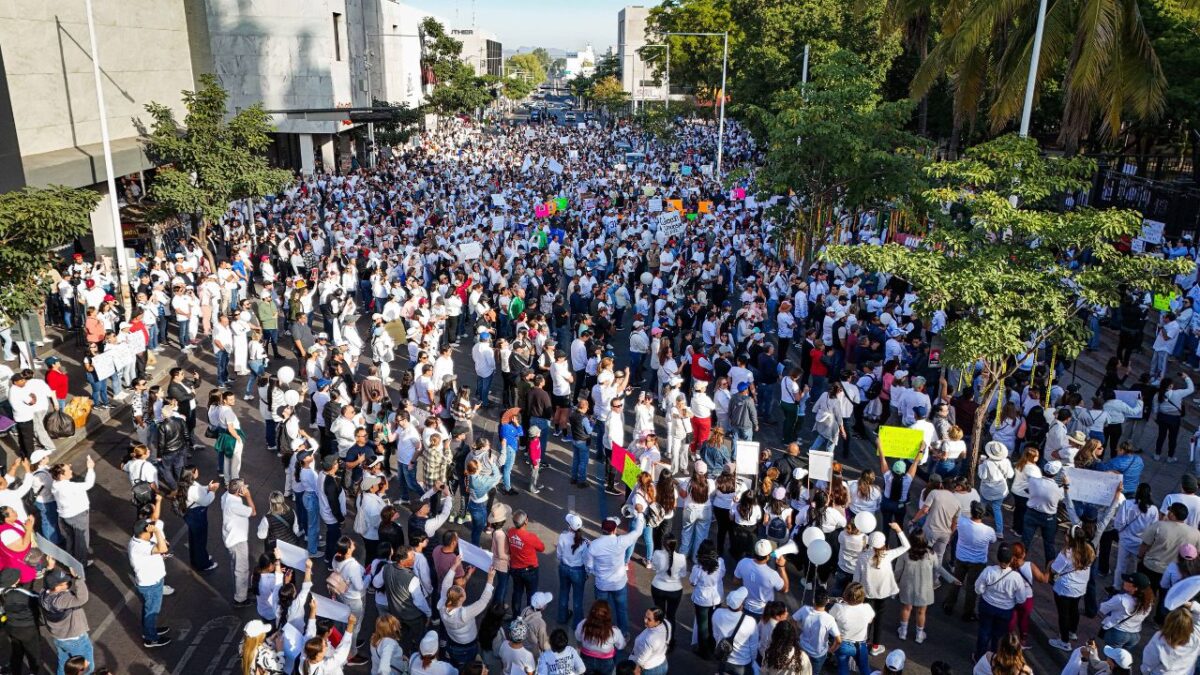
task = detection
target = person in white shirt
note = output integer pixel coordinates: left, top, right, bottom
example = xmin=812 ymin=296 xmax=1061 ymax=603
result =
xmin=1151 ymin=313 xmax=1181 ymax=382
xmin=27 ymin=448 xmax=60 ymax=546
xmin=50 ymin=456 xmax=96 ymax=568
xmin=829 ymin=582 xmax=875 ymax=675
xmin=712 ymin=587 xmax=758 ymax=675
xmin=734 ymin=539 xmax=789 ymax=617
xmin=794 ymin=588 xmax=841 ymax=673
xmin=472 ymin=333 xmax=497 ymax=408
xmin=585 ymin=514 xmax=644 ymax=636
xmin=942 ymin=502 xmax=997 ymax=620
xmin=128 ymin=517 xmax=172 ymax=648
xmin=437 ymin=556 xmax=496 ymax=667
xmin=0 ymin=459 xmax=35 ymax=522
xmin=1023 ymin=460 xmax=1067 ymax=562
xmin=648 ymin=533 xmax=688 ymax=649
xmin=973 ymin=543 xmax=1033 ymax=662
xmin=535 ymin=629 xmax=586 ymax=675
xmin=222 ymin=478 xmax=257 ymax=607
xmin=630 ymin=607 xmax=671 ymax=675
xmin=212 ymin=314 xmax=234 ymax=387
xmin=1048 ymin=527 xmax=1096 ymax=652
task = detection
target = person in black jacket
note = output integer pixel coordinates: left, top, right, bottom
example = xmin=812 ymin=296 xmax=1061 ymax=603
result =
xmin=155 ymin=399 xmax=189 ymax=491
xmin=165 ymin=368 xmax=200 ymax=449
xmin=0 ymin=567 xmax=40 ymax=675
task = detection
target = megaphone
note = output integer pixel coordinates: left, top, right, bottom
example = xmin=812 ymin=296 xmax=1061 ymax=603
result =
xmin=771 ymin=540 xmax=799 ymax=559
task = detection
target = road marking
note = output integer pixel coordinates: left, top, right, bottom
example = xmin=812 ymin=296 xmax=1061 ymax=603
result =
xmin=171 ymin=615 xmax=240 ymax=675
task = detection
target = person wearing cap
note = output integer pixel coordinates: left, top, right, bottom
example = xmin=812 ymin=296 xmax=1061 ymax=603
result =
xmin=317 ymin=455 xmax=348 ymax=566
xmin=586 ymin=512 xmax=645 ymax=636
xmin=735 ymin=539 xmax=790 ymax=619
xmin=1062 ymin=641 xmax=1133 ymax=675
xmin=254 ymin=286 xmax=282 ymax=359
xmin=242 ymin=618 xmax=286 ymax=675
xmin=713 ymin=586 xmax=759 ymax=674
xmin=976 ymin=441 xmax=1015 ymax=536
xmin=28 ymin=447 xmax=60 ymax=546
xmin=408 ymin=629 xmax=454 ymax=675
xmin=728 ymin=381 xmax=758 ymax=442
xmin=128 ymin=517 xmax=172 ymax=648
xmin=354 ymin=473 xmax=388 ymax=562
xmin=221 ymin=478 xmax=257 ymax=607
xmin=855 ymin=522 xmax=909 ymax=656
xmin=1023 ymin=459 xmax=1068 ymax=563
xmin=8 ymin=369 xmax=54 ymax=459
xmin=680 ymin=460 xmax=717 ymax=562
xmin=497 ymin=617 xmax=536 ymax=675
xmin=1098 ymin=571 xmax=1155 ymax=652
xmin=557 ymin=512 xmax=590 ymax=627
xmin=629 ymin=321 xmax=650 ymax=385
xmin=41 ymin=559 xmax=93 ymax=675
xmin=44 ymin=357 xmax=68 ymax=412
xmin=871 ymin=648 xmax=905 ymax=675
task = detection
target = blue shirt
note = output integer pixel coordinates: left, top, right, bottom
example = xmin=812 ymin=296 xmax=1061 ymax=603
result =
xmin=499 ymin=422 xmax=524 ymax=455
xmin=1094 ymin=454 xmax=1144 ymax=495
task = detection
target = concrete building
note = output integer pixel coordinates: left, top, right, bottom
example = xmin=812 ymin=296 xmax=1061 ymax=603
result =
xmin=451 ymin=27 xmax=502 ymax=77
xmin=362 ymin=0 xmax=431 ymax=110
xmin=617 ymin=6 xmax=666 ymax=106
xmin=0 ymin=0 xmax=196 ymax=265
xmin=563 ymin=44 xmax=596 ymax=81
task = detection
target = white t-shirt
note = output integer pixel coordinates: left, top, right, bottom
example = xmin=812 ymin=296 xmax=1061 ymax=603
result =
xmin=828 ymin=602 xmax=875 ymax=642
xmin=793 ymin=606 xmax=840 ymax=657
xmin=733 ymin=558 xmax=784 ymax=614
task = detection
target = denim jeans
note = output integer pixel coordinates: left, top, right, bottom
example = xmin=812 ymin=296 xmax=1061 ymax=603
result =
xmin=136 ymin=580 xmax=164 ymax=642
xmin=757 ymin=385 xmax=778 ymax=422
xmin=558 ymin=563 xmax=586 ymax=624
xmin=53 ymin=633 xmax=94 ymax=675
xmin=177 ymin=318 xmax=190 ymax=348
xmin=501 ymin=444 xmax=517 ymax=491
xmin=185 ymin=505 xmax=214 ymax=570
xmin=444 ymin=640 xmax=479 ymax=671
xmin=1022 ymin=509 xmax=1057 ymax=563
xmin=493 ymin=570 xmax=510 ymax=607
xmin=571 ymin=440 xmax=590 ymax=482
xmin=397 ymin=463 xmax=422 ymax=500
xmin=732 ymin=426 xmax=754 ymax=442
xmin=835 ymin=640 xmax=870 ymax=675
xmin=680 ymin=516 xmax=711 ymax=560
xmin=86 ymin=372 xmax=108 ymax=407
xmin=147 ymin=323 xmax=159 ymax=350
xmin=982 ymin=498 xmax=1005 ymax=535
xmin=510 ymin=566 xmax=539 ymax=613
xmin=245 ymin=359 xmax=266 ymax=397
xmin=468 ymin=500 xmax=488 ymax=546
xmin=302 ymin=491 xmax=321 ymax=554
xmin=594 ymin=586 xmax=630 ymax=636
xmin=642 ymin=664 xmax=668 ymax=675
xmin=806 ymin=651 xmax=828 ymax=675
xmin=476 ymin=373 xmax=494 ymax=407
xmin=1104 ymin=626 xmax=1141 ymax=651
xmin=35 ymin=500 xmax=62 ymax=546
xmin=324 ymin=521 xmax=342 ymax=564
xmin=582 ymin=655 xmax=615 ymax=675
xmin=216 ymin=349 xmax=230 ymax=385
xmin=975 ymin=599 xmax=1013 ymax=659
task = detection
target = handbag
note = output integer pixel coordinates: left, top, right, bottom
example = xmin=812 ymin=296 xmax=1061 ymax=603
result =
xmin=204 ymin=426 xmax=220 ymax=439
xmin=715 ymin=611 xmax=750 ymax=660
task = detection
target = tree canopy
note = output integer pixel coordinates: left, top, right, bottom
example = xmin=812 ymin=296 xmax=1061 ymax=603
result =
xmin=0 ymin=186 xmax=99 ymax=319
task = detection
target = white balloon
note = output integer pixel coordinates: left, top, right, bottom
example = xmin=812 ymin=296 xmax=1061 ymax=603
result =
xmin=277 ymin=366 xmax=295 ymax=385
xmin=284 ymin=390 xmax=301 ymax=407
xmin=807 ymin=540 xmax=832 ymax=566
xmin=801 ymin=526 xmax=824 ymax=547
xmin=854 ymin=512 xmax=877 ymax=535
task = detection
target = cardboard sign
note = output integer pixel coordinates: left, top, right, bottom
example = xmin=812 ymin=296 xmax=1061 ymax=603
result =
xmin=621 ymin=461 xmax=641 ymax=488
xmin=808 ymin=450 xmax=834 ymax=483
xmin=1131 ymin=238 xmax=1146 ymax=253
xmin=658 ymin=211 xmax=685 ymax=238
xmin=879 ymin=425 xmax=924 ymax=460
xmin=521 ymin=156 xmax=532 ymax=172
xmin=313 ymin=594 xmax=352 ymax=622
xmin=491 ymin=215 xmax=505 ymax=231
xmin=35 ymin=534 xmax=84 ymax=580
xmin=459 ymin=540 xmax=494 ymax=571
xmin=458 ymin=242 xmax=482 ymax=261
xmin=667 ymin=199 xmax=683 ymax=213
xmin=1114 ymin=390 xmax=1142 ymax=408
xmin=649 ymin=198 xmax=663 ymax=213
xmin=734 ymin=440 xmax=760 ymax=476
xmin=568 ymin=150 xmax=579 ymax=160
xmin=1062 ymin=467 xmax=1122 ymax=506
xmin=1141 ymin=219 xmax=1166 ymax=244
xmin=276 ymin=541 xmax=309 ymax=570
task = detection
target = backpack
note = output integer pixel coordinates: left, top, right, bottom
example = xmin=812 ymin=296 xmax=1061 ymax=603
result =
xmin=326 ymin=570 xmax=349 ymax=598
xmin=132 ymin=480 xmax=156 ymax=507
xmin=765 ymin=513 xmax=789 ymax=543
xmin=1023 ymin=406 xmax=1048 ymax=447
xmin=865 ymin=376 xmax=883 ymax=401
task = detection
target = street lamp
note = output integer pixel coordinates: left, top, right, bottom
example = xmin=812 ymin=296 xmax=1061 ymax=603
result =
xmin=1019 ymin=0 xmax=1049 ymax=137
xmin=663 ymin=31 xmax=729 ymax=179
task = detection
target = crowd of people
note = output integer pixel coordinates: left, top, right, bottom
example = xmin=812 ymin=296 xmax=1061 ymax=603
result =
xmin=1 ymin=105 xmax=1200 ymax=675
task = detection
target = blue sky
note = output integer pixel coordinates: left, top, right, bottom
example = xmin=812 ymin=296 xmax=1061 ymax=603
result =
xmin=404 ymin=0 xmax=640 ymax=53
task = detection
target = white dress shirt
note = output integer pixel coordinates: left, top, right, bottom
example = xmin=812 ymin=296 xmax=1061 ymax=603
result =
xmin=52 ymin=469 xmax=96 ymax=519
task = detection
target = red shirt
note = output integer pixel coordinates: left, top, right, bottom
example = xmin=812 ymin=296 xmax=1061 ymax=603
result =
xmin=45 ymin=369 xmax=69 ymax=400
xmin=809 ymin=348 xmax=828 ymax=377
xmin=506 ymin=527 xmax=545 ymax=569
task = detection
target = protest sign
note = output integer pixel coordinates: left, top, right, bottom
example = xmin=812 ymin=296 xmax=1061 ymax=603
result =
xmin=313 ymin=594 xmax=351 ymax=622
xmin=458 ymin=540 xmax=494 ymax=571
xmin=681 ymin=165 xmax=692 ymax=176
xmin=491 ymin=194 xmax=507 ymax=208
xmin=745 ymin=196 xmax=759 ymax=210
xmin=734 ymin=440 xmax=759 ymax=476
xmin=658 ymin=211 xmax=685 ymax=238
xmin=535 ymin=204 xmax=549 ymax=218
xmin=547 ymin=160 xmax=563 ymax=175
xmin=667 ymin=199 xmax=683 ymax=212
xmin=127 ymin=330 xmax=147 ymax=355
xmin=92 ymin=351 xmax=116 ymax=382
xmin=1141 ymin=219 xmax=1166 ymax=244
xmin=698 ymin=201 xmax=712 ymax=214
xmin=568 ymin=149 xmax=579 ymax=159
xmin=1114 ymin=390 xmax=1141 ymax=408
xmin=621 ymin=462 xmax=641 ymax=488
xmin=577 ymin=122 xmax=586 ymax=130
xmin=520 ymin=156 xmax=532 ymax=172
xmin=555 ymin=197 xmax=568 ymax=211
xmin=491 ymin=215 xmax=505 ymax=231
xmin=1062 ymin=467 xmax=1122 ymax=505
xmin=35 ymin=535 xmax=84 ymax=579
xmin=808 ymin=450 xmax=834 ymax=482
xmin=558 ymin=136 xmax=569 ymax=145
xmin=649 ymin=198 xmax=663 ymax=213
xmin=733 ymin=187 xmax=746 ymax=200
xmin=1130 ymin=238 xmax=1146 ymax=253
xmin=276 ymin=541 xmax=309 ymax=570
xmin=1153 ymin=293 xmax=1177 ymax=312
xmin=700 ymin=164 xmax=712 ymax=176
xmin=458 ymin=242 xmax=482 ymax=261
xmin=879 ymin=425 xmax=924 ymax=460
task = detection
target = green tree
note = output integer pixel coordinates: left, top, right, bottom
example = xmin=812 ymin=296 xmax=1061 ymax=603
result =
xmin=590 ymin=75 xmax=631 ymax=120
xmin=645 ymin=0 xmax=735 ymax=108
xmin=910 ymin=0 xmax=1168 ymax=151
xmin=370 ymin=98 xmax=422 ymax=147
xmin=142 ymin=74 xmax=291 ymax=270
xmin=0 ymin=186 xmax=99 ymax=319
xmin=420 ymin=17 xmax=464 ymax=84
xmin=426 ymin=62 xmax=495 ymax=116
xmin=827 ymin=134 xmax=1189 ymax=479
xmin=531 ymin=47 xmax=553 ymax=71
xmin=757 ymin=50 xmax=928 ymax=261
xmin=505 ymin=53 xmax=547 ymax=85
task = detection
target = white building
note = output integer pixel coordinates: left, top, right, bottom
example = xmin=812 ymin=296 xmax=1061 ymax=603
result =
xmin=563 ymin=44 xmax=596 ymax=80
xmin=362 ymin=0 xmax=433 ymax=110
xmin=617 ymin=6 xmax=666 ymax=105
xmin=451 ymin=27 xmax=502 ymax=77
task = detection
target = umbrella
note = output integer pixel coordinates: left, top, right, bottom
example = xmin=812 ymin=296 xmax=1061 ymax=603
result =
xmin=501 ymin=407 xmax=521 ymax=425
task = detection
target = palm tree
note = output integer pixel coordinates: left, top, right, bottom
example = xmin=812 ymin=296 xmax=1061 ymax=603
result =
xmin=909 ymin=0 xmax=1167 ymax=152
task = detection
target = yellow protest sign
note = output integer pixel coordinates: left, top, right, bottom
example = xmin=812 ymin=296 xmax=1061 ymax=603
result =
xmin=668 ymin=199 xmax=684 ymax=213
xmin=879 ymin=425 xmax=924 ymax=460
xmin=698 ymin=201 xmax=713 ymax=214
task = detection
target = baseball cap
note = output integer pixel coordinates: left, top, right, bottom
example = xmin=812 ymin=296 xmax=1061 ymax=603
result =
xmin=1124 ymin=572 xmax=1152 ymax=589
xmin=736 ymin=381 xmax=750 ymax=393
xmin=361 ymin=475 xmax=383 ymax=492
xmin=419 ymin=631 xmax=439 ymax=656
xmin=45 ymin=357 xmax=59 ymax=367
xmin=602 ymin=517 xmax=619 ymax=533
xmin=1181 ymin=544 xmax=1198 ymax=560
xmin=892 ymin=460 xmax=907 ymax=474
xmin=754 ymin=539 xmax=773 ymax=557
xmin=565 ymin=513 xmax=583 ymax=531
xmin=886 ymin=650 xmax=906 ymax=670
xmin=1103 ymin=646 xmax=1133 ymax=669
xmin=1043 ymin=460 xmax=1063 ymax=476
xmin=45 ymin=568 xmax=72 ymax=589
xmin=530 ymin=592 xmax=552 ymax=610
xmin=244 ymin=619 xmax=271 ymax=638
xmin=508 ymin=619 xmax=528 ymax=642
xmin=726 ymin=587 xmax=748 ymax=609
xmin=29 ymin=449 xmax=52 ymax=465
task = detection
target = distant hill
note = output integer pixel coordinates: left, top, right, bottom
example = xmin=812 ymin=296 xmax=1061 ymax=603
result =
xmin=503 ymin=46 xmax=568 ymax=59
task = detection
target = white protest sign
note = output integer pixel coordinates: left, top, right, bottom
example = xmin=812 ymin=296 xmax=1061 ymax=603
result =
xmin=1062 ymin=467 xmax=1123 ymax=506
xmin=36 ymin=534 xmax=84 ymax=579
xmin=547 ymin=160 xmax=563 ymax=175
xmin=490 ymin=194 xmax=507 ymax=208
xmin=558 ymin=136 xmax=569 ymax=145
xmin=409 ymin=406 xmax=430 ymax=429
xmin=92 ymin=351 xmax=116 ymax=381
xmin=700 ymin=164 xmax=713 ymax=176
xmin=491 ymin=215 xmax=506 ymax=231
xmin=614 ymin=163 xmax=628 ymax=172
xmin=524 ymin=128 xmax=535 ymax=140
xmin=458 ymin=241 xmax=483 ymax=261
xmin=808 ymin=450 xmax=834 ymax=483
xmin=127 ymin=330 xmax=147 ymax=355
xmin=520 ymin=156 xmax=532 ymax=172
xmin=657 ymin=211 xmax=685 ymax=238
xmin=734 ymin=440 xmax=760 ymax=476
xmin=649 ymin=198 xmax=663 ymax=213
xmin=1141 ymin=219 xmax=1166 ymax=244
xmin=577 ymin=122 xmax=586 ymax=130
xmin=568 ymin=150 xmax=579 ymax=160
xmin=745 ymin=196 xmax=759 ymax=210
xmin=1131 ymin=238 xmax=1146 ymax=253
xmin=458 ymin=540 xmax=494 ymax=571
xmin=1114 ymin=390 xmax=1141 ymax=408
xmin=276 ymin=541 xmax=309 ymax=570
xmin=313 ymin=594 xmax=352 ymax=622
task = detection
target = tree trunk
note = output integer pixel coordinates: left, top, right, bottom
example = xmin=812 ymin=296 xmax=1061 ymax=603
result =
xmin=917 ymin=39 xmax=929 ymax=137
xmin=968 ymin=377 xmax=999 ymax=487
xmin=196 ymin=216 xmax=217 ymax=276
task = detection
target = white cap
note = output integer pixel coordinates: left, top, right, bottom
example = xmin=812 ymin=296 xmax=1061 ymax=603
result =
xmin=886 ymin=649 xmax=906 ymax=670
xmin=726 ymin=587 xmax=749 ymax=609
xmin=754 ymin=539 xmax=773 ymax=557
xmin=420 ymin=631 xmax=440 ymax=656
xmin=792 ymin=467 xmax=808 ymax=480
xmin=244 ymin=619 xmax=271 ymax=638
xmin=695 ymin=460 xmax=708 ymax=475
xmin=29 ymin=449 xmax=52 ymax=465
xmin=565 ymin=513 xmax=583 ymax=531
xmin=869 ymin=532 xmax=887 ymax=549
xmin=530 ymin=592 xmax=553 ymax=609
xmin=1104 ymin=646 xmax=1133 ymax=669
xmin=772 ymin=486 xmax=787 ymax=500
xmin=1043 ymin=460 xmax=1063 ymax=476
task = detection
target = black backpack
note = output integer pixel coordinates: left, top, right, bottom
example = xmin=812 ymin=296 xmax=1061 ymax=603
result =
xmin=765 ymin=513 xmax=789 ymax=543
xmin=132 ymin=480 xmax=156 ymax=507
xmin=1024 ymin=405 xmax=1049 ymax=447
xmin=865 ymin=375 xmax=883 ymax=400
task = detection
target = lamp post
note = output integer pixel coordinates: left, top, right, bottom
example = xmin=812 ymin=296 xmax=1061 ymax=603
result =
xmin=1019 ymin=0 xmax=1049 ymax=137
xmin=84 ymin=0 xmax=130 ymax=312
xmin=664 ymin=31 xmax=729 ymax=178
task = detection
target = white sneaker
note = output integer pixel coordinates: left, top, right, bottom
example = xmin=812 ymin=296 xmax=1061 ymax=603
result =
xmin=1049 ymin=638 xmax=1072 ymax=651
xmin=915 ymin=628 xmax=926 ymax=644
xmin=1069 ymin=632 xmax=1077 ymax=641
xmin=898 ymin=624 xmax=908 ymax=640
xmin=164 ymin=585 xmax=176 ymax=596
xmin=869 ymin=644 xmax=885 ymax=656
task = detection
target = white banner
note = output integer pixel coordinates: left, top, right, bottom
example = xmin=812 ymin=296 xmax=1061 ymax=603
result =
xmin=649 ymin=198 xmax=663 ymax=213
xmin=276 ymin=541 xmax=309 ymax=570
xmin=490 ymin=194 xmax=507 ymax=208
xmin=808 ymin=450 xmax=834 ymax=483
xmin=1141 ymin=219 xmax=1166 ymax=245
xmin=547 ymin=160 xmax=563 ymax=175
xmin=1062 ymin=467 xmax=1123 ymax=506
xmin=458 ymin=241 xmax=483 ymax=261
xmin=92 ymin=351 xmax=116 ymax=382
xmin=313 ymin=594 xmax=352 ymax=622
xmin=734 ymin=440 xmax=759 ymax=476
xmin=658 ymin=211 xmax=685 ymax=238
xmin=458 ymin=540 xmax=494 ymax=571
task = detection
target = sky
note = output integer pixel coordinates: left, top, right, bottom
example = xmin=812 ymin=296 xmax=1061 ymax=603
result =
xmin=402 ymin=0 xmax=639 ymax=54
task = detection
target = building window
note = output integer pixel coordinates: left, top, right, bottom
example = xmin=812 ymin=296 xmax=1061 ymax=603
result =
xmin=333 ymin=13 xmax=343 ymax=61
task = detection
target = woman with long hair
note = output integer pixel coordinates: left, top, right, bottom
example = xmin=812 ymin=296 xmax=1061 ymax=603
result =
xmin=650 ymin=533 xmax=687 ymax=650
xmin=575 ymin=600 xmax=625 ymax=675
xmin=989 ymin=402 xmax=1024 ymax=455
xmin=369 ymin=614 xmax=406 ymax=675
xmin=175 ymin=465 xmax=219 ymax=573
xmin=1099 ymin=572 xmax=1155 ymax=651
xmin=1111 ymin=483 xmax=1158 ymax=588
xmin=803 ymin=489 xmax=847 ymax=585
xmin=894 ymin=528 xmax=958 ymax=644
xmin=331 ymin=536 xmax=369 ymax=666
xmin=700 ymin=425 xmax=731 ymax=474
xmin=1006 ymin=543 xmax=1045 ymax=650
xmin=847 ymin=469 xmax=880 ymax=520
xmin=436 ymin=557 xmax=497 ymax=668
xmin=652 ymin=470 xmax=678 ymax=549
xmin=973 ymin=631 xmax=1032 ymax=674
xmin=1048 ymin=526 xmax=1096 ymax=651
xmin=761 ymin=618 xmax=812 ymax=675
xmin=679 ymin=461 xmax=716 ymax=562
xmin=854 ymin=523 xmax=909 ymax=657
xmin=556 ymin=513 xmax=589 ymax=625
xmin=730 ymin=490 xmax=762 ymax=562
xmin=712 ymin=468 xmax=739 ymax=555
xmin=1153 ymin=374 xmax=1193 ymax=462
xmin=241 ymin=620 xmax=284 ymax=675
xmin=1009 ymin=446 xmax=1041 ymax=538
xmin=251 ymin=552 xmax=287 ymax=623
xmin=629 ymin=472 xmax=657 ymax=566
xmin=1141 ymin=602 xmax=1200 ymax=673
xmin=689 ymin=540 xmax=725 ymax=659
